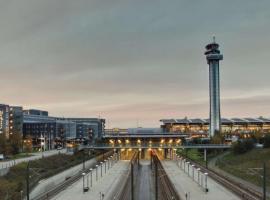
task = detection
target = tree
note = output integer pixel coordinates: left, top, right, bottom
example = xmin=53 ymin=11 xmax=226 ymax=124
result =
xmin=232 ymin=139 xmax=254 ymax=154
xmin=24 ymin=135 xmax=33 ymax=154
xmin=211 ymin=132 xmax=225 ymax=144
xmin=0 ymin=134 xmax=6 ymax=154
xmin=9 ymin=133 xmax=22 ymax=154
xmin=263 ymin=134 xmax=270 ymax=148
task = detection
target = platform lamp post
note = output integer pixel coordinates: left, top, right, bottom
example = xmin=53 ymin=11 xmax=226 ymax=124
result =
xmin=26 ymin=161 xmax=30 ymax=200
xmin=100 ymin=162 xmax=103 ymax=177
xmin=82 ymin=172 xmax=86 ymax=193
xmin=204 ymin=173 xmax=208 ymax=192
xmin=90 ymin=168 xmax=93 ymax=187
xmin=263 ymin=162 xmax=266 ymax=200
xmin=83 ymin=150 xmax=85 ymax=170
xmin=197 ymin=168 xmax=201 ymax=185
xmin=96 ymin=164 xmax=99 ymax=181
xmin=104 ymin=160 xmax=107 ymax=174
xmin=192 ymin=165 xmax=195 ymax=181
xmin=187 ymin=162 xmax=190 ymax=176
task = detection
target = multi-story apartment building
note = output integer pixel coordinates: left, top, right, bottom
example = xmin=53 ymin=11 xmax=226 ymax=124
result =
xmin=0 ymin=104 xmax=10 ymax=138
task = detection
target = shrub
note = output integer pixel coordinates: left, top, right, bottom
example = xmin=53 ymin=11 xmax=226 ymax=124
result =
xmin=232 ymin=139 xmax=254 ymax=154
xmin=263 ymin=135 xmax=270 ymax=148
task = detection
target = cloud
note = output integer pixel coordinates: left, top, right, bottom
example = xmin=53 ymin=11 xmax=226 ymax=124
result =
xmin=0 ymin=0 xmax=270 ymax=127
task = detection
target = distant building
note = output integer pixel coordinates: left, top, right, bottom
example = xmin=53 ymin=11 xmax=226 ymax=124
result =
xmin=67 ymin=118 xmax=105 ymax=139
xmin=160 ymin=117 xmax=270 ymax=134
xmin=23 ymin=110 xmax=77 ymax=149
xmin=23 ymin=109 xmax=48 ymax=116
xmin=0 ymin=104 xmax=10 ymax=138
xmin=22 ymin=109 xmax=105 ymax=148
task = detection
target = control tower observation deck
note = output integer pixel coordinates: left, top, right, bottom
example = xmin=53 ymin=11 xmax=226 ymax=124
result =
xmin=204 ymin=37 xmax=223 ymax=137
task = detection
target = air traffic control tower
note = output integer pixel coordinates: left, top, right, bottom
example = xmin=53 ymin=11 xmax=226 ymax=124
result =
xmin=205 ymin=37 xmax=223 ymax=137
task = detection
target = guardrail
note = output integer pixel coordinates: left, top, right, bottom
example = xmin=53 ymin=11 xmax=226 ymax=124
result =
xmin=85 ymin=144 xmax=231 ymax=149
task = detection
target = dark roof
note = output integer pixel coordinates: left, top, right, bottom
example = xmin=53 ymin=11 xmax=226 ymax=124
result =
xmin=176 ymin=119 xmax=191 ymax=124
xmin=160 ymin=119 xmax=177 ymax=124
xmin=190 ymin=118 xmax=207 ymax=124
xmin=161 ymin=117 xmax=270 ymax=125
xmin=231 ymin=118 xmax=248 ymax=123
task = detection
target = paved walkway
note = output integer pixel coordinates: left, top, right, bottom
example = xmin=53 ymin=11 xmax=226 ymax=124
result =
xmin=162 ymin=160 xmax=240 ymax=200
xmin=0 ymin=149 xmax=66 ymax=170
xmin=52 ymin=160 xmax=129 ymax=200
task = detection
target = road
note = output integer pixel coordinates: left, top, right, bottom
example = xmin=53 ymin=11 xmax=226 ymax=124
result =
xmin=0 ymin=149 xmax=66 ymax=170
xmin=135 ymin=160 xmax=154 ymax=200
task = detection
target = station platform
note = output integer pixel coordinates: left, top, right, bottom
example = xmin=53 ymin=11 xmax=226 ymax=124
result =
xmin=162 ymin=160 xmax=240 ymax=200
xmin=52 ymin=160 xmax=129 ymax=200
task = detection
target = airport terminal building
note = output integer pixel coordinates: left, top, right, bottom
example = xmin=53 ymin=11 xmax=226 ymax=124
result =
xmin=160 ymin=117 xmax=270 ymax=134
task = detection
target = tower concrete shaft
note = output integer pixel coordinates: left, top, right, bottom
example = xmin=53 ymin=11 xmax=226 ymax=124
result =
xmin=205 ymin=39 xmax=223 ymax=137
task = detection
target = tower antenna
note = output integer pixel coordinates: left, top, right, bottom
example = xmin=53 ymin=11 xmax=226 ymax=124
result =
xmin=213 ymin=35 xmax=216 ymax=43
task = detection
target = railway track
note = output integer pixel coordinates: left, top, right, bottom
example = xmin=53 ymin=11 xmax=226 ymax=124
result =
xmin=152 ymin=152 xmax=182 ymax=200
xmin=114 ymin=151 xmax=139 ymax=200
xmin=181 ymin=157 xmax=262 ymax=200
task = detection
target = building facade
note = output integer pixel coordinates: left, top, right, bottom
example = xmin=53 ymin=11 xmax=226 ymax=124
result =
xmin=67 ymin=118 xmax=105 ymax=139
xmin=9 ymin=106 xmax=23 ymax=136
xmin=160 ymin=117 xmax=270 ymax=135
xmin=0 ymin=104 xmax=10 ymax=138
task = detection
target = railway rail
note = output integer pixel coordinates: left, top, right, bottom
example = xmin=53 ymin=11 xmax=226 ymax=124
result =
xmin=180 ymin=157 xmax=263 ymax=200
xmin=112 ymin=151 xmax=139 ymax=200
xmin=152 ymin=152 xmax=181 ymax=200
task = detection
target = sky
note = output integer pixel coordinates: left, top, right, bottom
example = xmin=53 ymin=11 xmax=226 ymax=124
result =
xmin=0 ymin=0 xmax=270 ymax=128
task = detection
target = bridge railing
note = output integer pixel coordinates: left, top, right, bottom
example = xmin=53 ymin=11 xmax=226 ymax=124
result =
xmin=85 ymin=143 xmax=231 ymax=149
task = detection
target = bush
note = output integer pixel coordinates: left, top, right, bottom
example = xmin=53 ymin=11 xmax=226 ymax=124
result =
xmin=263 ymin=135 xmax=270 ymax=148
xmin=232 ymin=139 xmax=254 ymax=154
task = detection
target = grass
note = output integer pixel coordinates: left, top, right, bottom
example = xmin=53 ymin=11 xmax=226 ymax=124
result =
xmin=177 ymin=148 xmax=225 ymax=166
xmin=216 ymin=148 xmax=270 ymax=190
xmin=0 ymin=150 xmax=101 ymax=200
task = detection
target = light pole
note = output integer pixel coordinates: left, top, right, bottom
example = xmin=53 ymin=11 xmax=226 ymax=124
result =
xmin=96 ymin=164 xmax=99 ymax=181
xmin=263 ymin=162 xmax=266 ymax=200
xmin=192 ymin=165 xmax=195 ymax=181
xmin=26 ymin=161 xmax=30 ymax=200
xmin=204 ymin=173 xmax=208 ymax=192
xmin=197 ymin=168 xmax=200 ymax=185
xmin=82 ymin=172 xmax=86 ymax=193
xmin=187 ymin=162 xmax=190 ymax=176
xmin=104 ymin=160 xmax=107 ymax=174
xmin=90 ymin=168 xmax=93 ymax=187
xmin=100 ymin=162 xmax=103 ymax=177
